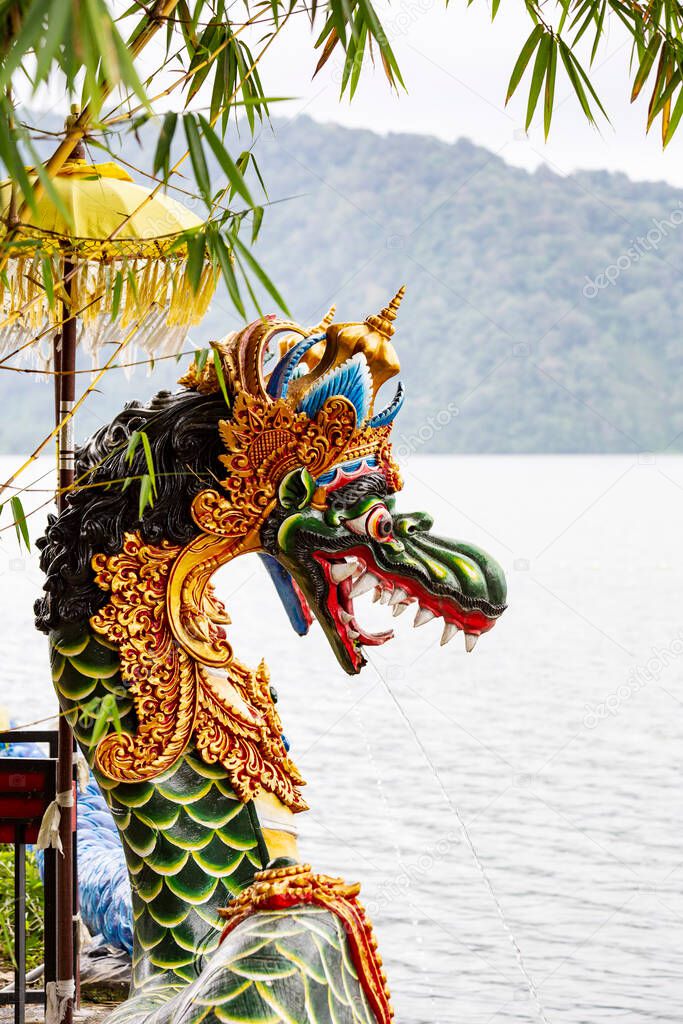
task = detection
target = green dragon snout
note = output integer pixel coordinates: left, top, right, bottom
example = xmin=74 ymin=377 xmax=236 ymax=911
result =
xmin=260 ymin=468 xmax=507 ymax=673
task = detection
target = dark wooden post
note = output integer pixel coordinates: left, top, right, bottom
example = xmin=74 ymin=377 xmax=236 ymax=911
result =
xmin=53 ymin=253 xmax=78 ymax=1024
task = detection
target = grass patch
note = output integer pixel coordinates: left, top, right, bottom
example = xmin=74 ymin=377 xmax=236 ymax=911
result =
xmin=0 ymin=850 xmax=44 ymax=972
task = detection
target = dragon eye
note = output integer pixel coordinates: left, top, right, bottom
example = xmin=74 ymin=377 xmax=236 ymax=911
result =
xmin=344 ymin=503 xmax=394 ymax=542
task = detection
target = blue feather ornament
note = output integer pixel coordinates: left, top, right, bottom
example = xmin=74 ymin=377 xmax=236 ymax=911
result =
xmin=297 ymin=353 xmax=373 ymax=425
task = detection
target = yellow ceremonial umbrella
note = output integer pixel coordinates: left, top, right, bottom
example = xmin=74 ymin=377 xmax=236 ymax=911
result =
xmin=0 ymin=156 xmax=216 ymax=365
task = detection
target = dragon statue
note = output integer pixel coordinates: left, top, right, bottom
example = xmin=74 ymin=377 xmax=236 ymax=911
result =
xmin=35 ymin=288 xmax=507 ymax=1023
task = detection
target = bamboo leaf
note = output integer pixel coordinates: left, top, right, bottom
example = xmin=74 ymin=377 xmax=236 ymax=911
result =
xmin=251 ymin=205 xmax=264 ymax=243
xmin=126 ymin=429 xmax=141 ymax=464
xmin=111 ymin=270 xmax=124 ymax=322
xmin=590 ymin=0 xmax=607 ymax=65
xmin=651 ymin=68 xmax=682 ymax=119
xmin=184 ymin=114 xmax=212 ymax=204
xmin=314 ymin=29 xmax=340 ymax=76
xmin=197 ymin=115 xmax=253 ymax=205
xmin=664 ymin=82 xmax=683 ymax=145
xmin=194 ymin=348 xmax=209 ymax=372
xmin=186 ymin=231 xmax=206 ymax=293
xmin=41 ymin=256 xmax=55 ymax=311
xmin=0 ymin=0 xmax=51 ymax=92
xmin=570 ymin=47 xmax=610 ymax=121
xmin=213 ymin=231 xmax=245 ymax=316
xmin=212 ymin=348 xmax=231 ymax=408
xmin=89 ymin=695 xmax=122 ymax=746
xmin=0 ymin=116 xmax=37 ymax=216
xmin=544 ymin=37 xmax=558 ymax=138
xmin=506 ymin=24 xmax=544 ymax=104
xmin=526 ymin=32 xmax=551 ymax=130
xmin=138 ymin=474 xmax=154 ymax=520
xmin=10 ymin=496 xmax=30 ymax=551
xmin=559 ymin=40 xmax=594 ymax=122
xmin=349 ymin=22 xmax=368 ymax=98
xmin=647 ymin=45 xmax=668 ymax=130
xmin=34 ymin=0 xmax=71 ymax=84
xmin=110 ymin=14 xmax=150 ymax=107
xmin=153 ymin=112 xmax=178 ymax=178
xmin=138 ymin=430 xmax=157 ymax=497
xmin=354 ymin=0 xmax=404 ymax=89
xmin=631 ymin=33 xmax=662 ymax=102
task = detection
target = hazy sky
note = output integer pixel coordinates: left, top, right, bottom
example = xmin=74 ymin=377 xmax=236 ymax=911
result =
xmin=256 ymin=1 xmax=683 ymax=187
xmin=28 ymin=2 xmax=683 ymax=188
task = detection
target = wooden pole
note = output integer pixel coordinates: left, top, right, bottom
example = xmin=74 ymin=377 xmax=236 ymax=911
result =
xmin=53 ymin=254 xmax=76 ymax=1024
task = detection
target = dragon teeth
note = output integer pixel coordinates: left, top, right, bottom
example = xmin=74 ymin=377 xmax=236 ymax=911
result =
xmin=339 ymin=610 xmax=353 ymax=624
xmin=350 ymin=572 xmax=379 ymax=599
xmin=392 ymin=602 xmax=409 ymax=617
xmin=440 ymin=622 xmax=458 ymax=646
xmin=348 ymin=629 xmax=360 ymax=639
xmin=413 ymin=606 xmax=435 ymax=627
xmin=380 ymin=589 xmax=392 ymax=605
xmin=389 ymin=587 xmax=408 ymax=607
xmin=464 ymin=633 xmax=478 ymax=653
xmin=330 ymin=561 xmax=358 ymax=583
xmin=372 ymin=587 xmax=382 ymax=603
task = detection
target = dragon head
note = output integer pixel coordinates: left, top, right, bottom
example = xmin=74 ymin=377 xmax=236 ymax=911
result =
xmin=179 ymin=288 xmax=507 ymax=675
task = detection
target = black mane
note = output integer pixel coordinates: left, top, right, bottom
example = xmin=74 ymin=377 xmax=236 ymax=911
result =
xmin=35 ymin=388 xmax=228 ymax=633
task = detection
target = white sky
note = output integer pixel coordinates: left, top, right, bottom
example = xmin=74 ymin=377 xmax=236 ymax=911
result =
xmin=28 ymin=2 xmax=683 ymax=188
xmin=257 ymin=1 xmax=683 ymax=188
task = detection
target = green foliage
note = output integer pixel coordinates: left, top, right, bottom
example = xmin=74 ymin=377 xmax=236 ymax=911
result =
xmin=1 ymin=494 xmax=30 ymax=550
xmin=80 ymin=693 xmax=123 ymax=745
xmin=123 ymin=428 xmax=157 ymax=517
xmin=0 ymin=0 xmax=406 ymax=322
xmin=0 ymin=850 xmax=44 ymax=972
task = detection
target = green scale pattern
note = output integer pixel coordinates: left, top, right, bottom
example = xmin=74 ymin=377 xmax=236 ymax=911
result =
xmin=50 ymin=623 xmax=377 ymax=1024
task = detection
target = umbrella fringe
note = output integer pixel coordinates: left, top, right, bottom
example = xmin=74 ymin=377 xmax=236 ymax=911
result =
xmin=0 ymin=255 xmax=218 ymax=371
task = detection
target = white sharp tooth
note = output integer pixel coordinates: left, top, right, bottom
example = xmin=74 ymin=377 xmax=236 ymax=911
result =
xmin=414 ymin=606 xmax=436 ymax=627
xmin=330 ymin=561 xmax=357 ymax=583
xmin=393 ymin=602 xmax=409 ymax=618
xmin=348 ymin=629 xmax=360 ymax=639
xmin=440 ymin=622 xmax=458 ymax=646
xmin=389 ymin=587 xmax=408 ymax=607
xmin=465 ymin=633 xmax=478 ymax=653
xmin=380 ymin=589 xmax=392 ymax=605
xmin=350 ymin=572 xmax=379 ymax=599
xmin=339 ymin=610 xmax=353 ymax=624
xmin=372 ymin=587 xmax=382 ymax=603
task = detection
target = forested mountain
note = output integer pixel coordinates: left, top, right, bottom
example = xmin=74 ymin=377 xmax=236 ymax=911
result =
xmin=1 ymin=115 xmax=682 ymax=453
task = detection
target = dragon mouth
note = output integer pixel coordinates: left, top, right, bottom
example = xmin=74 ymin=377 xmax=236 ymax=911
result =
xmin=312 ymin=545 xmax=504 ymax=671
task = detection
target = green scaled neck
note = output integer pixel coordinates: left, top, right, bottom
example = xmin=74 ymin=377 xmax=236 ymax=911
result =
xmin=50 ymin=624 xmax=267 ymax=993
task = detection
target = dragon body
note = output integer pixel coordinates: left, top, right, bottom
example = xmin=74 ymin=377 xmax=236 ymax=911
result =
xmin=35 ymin=290 xmax=507 ymax=1023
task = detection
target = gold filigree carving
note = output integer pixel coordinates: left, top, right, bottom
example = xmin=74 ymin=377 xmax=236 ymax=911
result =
xmin=91 ymin=535 xmax=197 ymax=783
xmin=218 ymin=863 xmax=393 ymax=1022
xmin=90 ymin=532 xmax=307 ymax=810
xmin=202 ymin=388 xmax=400 ymax=541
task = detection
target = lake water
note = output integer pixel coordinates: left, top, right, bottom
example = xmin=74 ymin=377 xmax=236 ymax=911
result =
xmin=2 ymin=453 xmax=682 ymax=1024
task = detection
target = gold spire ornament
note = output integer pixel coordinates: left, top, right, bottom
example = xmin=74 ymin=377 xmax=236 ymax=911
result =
xmin=364 ymin=284 xmax=405 ymax=338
